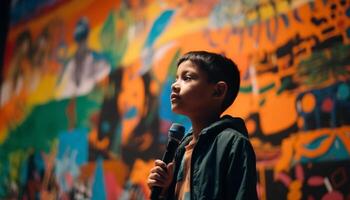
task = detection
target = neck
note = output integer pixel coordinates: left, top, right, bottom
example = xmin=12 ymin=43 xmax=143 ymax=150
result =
xmin=190 ymin=113 xmax=221 ymax=141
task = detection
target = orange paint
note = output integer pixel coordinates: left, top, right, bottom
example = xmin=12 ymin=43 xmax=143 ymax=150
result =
xmin=300 ymin=93 xmax=316 ymax=113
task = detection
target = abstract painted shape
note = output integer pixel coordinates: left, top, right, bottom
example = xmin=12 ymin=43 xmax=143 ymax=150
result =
xmin=92 ymin=158 xmax=106 ymax=200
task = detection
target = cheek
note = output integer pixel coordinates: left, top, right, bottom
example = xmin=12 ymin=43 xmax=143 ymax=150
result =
xmin=184 ymin=87 xmax=210 ymax=102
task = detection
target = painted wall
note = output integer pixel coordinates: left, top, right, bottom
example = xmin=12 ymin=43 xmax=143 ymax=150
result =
xmin=1 ymin=0 xmax=350 ymax=199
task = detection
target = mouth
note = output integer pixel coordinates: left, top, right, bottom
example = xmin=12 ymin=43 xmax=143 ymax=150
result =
xmin=170 ymin=93 xmax=180 ymax=102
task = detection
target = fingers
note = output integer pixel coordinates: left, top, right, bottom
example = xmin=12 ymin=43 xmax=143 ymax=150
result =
xmin=155 ymin=159 xmax=167 ymax=169
xmin=167 ymin=162 xmax=174 ymax=178
xmin=147 ymin=160 xmax=174 ymax=189
xmin=150 ymin=166 xmax=168 ymax=181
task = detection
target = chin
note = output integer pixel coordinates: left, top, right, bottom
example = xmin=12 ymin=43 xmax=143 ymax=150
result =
xmin=171 ymin=107 xmax=186 ymax=116
xmin=171 ymin=106 xmax=180 ymax=113
xmin=171 ymin=106 xmax=177 ymax=112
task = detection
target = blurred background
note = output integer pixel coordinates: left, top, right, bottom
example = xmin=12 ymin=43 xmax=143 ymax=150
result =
xmin=0 ymin=0 xmax=350 ymax=199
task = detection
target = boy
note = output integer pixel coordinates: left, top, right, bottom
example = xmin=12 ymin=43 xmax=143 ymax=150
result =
xmin=147 ymin=51 xmax=258 ymax=200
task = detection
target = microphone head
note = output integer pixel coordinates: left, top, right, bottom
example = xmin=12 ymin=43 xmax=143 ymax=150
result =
xmin=168 ymin=123 xmax=185 ymax=142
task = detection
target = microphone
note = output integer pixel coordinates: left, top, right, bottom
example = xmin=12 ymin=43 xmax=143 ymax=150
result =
xmin=150 ymin=123 xmax=185 ymax=200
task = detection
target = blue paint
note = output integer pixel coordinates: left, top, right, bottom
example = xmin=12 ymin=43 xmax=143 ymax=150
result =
xmin=297 ymin=81 xmax=350 ymax=131
xmin=10 ymin=0 xmax=59 ymax=25
xmin=280 ymin=14 xmax=289 ymax=27
xmin=346 ymin=8 xmax=350 ymax=17
xmin=19 ymin=159 xmax=28 ymax=186
xmin=265 ymin=17 xmax=278 ymax=42
xmin=337 ymin=83 xmax=350 ymax=100
xmin=101 ymin=121 xmax=110 ymax=134
xmin=124 ymin=107 xmax=137 ymax=119
xmin=34 ymin=152 xmax=45 ymax=173
xmin=57 ymin=128 xmax=88 ymax=166
xmin=111 ymin=123 xmax=122 ymax=156
xmin=301 ymin=137 xmax=350 ymax=162
xmin=293 ymin=10 xmax=303 ymax=22
xmin=92 ymin=157 xmax=106 ymax=200
xmin=305 ymin=135 xmax=328 ymax=150
xmin=144 ymin=10 xmax=174 ymax=48
xmin=347 ymin=27 xmax=350 ymax=38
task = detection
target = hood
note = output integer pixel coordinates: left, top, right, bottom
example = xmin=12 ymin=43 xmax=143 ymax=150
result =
xmin=200 ymin=115 xmax=248 ymax=138
xmin=182 ymin=115 xmax=249 ymax=143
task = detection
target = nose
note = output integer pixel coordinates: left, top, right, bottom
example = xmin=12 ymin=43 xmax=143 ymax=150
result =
xmin=171 ymin=80 xmax=180 ymax=92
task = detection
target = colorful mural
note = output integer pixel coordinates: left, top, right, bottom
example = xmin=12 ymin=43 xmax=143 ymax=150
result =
xmin=1 ymin=0 xmax=350 ymax=199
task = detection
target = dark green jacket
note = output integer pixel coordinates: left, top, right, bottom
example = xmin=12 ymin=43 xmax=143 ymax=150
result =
xmin=166 ymin=115 xmax=258 ymax=200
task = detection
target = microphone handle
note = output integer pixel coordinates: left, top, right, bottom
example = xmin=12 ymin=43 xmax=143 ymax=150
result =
xmin=150 ymin=140 xmax=179 ymax=200
xmin=150 ymin=187 xmax=162 ymax=200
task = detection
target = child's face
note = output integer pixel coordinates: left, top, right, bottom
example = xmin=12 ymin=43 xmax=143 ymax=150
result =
xmin=171 ymin=60 xmax=216 ymax=117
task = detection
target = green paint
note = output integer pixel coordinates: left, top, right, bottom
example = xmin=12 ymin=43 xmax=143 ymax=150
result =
xmin=240 ymin=85 xmax=253 ymax=93
xmin=259 ymin=98 xmax=266 ymax=106
xmin=168 ymin=49 xmax=182 ymax=78
xmin=297 ymin=44 xmax=350 ymax=87
xmin=100 ymin=8 xmax=129 ymax=68
xmin=259 ymin=83 xmax=275 ymax=93
xmin=0 ymin=92 xmax=103 ymax=194
xmin=277 ymin=77 xmax=292 ymax=95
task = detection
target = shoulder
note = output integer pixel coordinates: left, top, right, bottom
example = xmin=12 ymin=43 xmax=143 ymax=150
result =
xmin=217 ymin=128 xmax=255 ymax=154
xmin=217 ymin=127 xmax=249 ymax=142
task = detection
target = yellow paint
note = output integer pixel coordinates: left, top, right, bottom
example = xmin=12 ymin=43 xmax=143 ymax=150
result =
xmin=0 ymin=128 xmax=7 ymax=144
xmin=9 ymin=150 xmax=27 ymax=182
xmin=276 ymin=1 xmax=290 ymax=13
xmin=246 ymin=10 xmax=258 ymax=22
xmin=67 ymin=44 xmax=77 ymax=58
xmin=121 ymin=34 xmax=145 ymax=66
xmin=154 ymin=17 xmax=208 ymax=48
xmin=88 ymin=24 xmax=103 ymax=51
xmin=260 ymin=4 xmax=275 ymax=20
xmin=27 ymin=74 xmax=58 ymax=106
xmin=145 ymin=2 xmax=163 ymax=20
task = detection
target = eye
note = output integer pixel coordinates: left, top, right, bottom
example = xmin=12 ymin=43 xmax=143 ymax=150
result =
xmin=183 ymin=75 xmax=192 ymax=81
xmin=183 ymin=76 xmax=191 ymax=81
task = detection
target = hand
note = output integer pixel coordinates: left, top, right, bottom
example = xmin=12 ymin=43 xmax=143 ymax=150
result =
xmin=147 ymin=160 xmax=175 ymax=190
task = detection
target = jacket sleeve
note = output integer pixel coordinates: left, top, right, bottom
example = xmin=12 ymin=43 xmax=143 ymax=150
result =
xmin=225 ymin=136 xmax=258 ymax=200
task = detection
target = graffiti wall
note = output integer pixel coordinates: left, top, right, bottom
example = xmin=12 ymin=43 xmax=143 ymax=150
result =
xmin=1 ymin=0 xmax=350 ymax=199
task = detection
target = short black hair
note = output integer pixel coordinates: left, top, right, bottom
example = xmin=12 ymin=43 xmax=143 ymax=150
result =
xmin=177 ymin=51 xmax=240 ymax=111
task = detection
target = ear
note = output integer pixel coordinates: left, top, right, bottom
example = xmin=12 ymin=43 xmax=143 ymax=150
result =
xmin=212 ymin=81 xmax=227 ymax=99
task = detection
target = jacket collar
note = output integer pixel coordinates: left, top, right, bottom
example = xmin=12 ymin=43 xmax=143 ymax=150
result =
xmin=185 ymin=115 xmax=248 ymax=139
